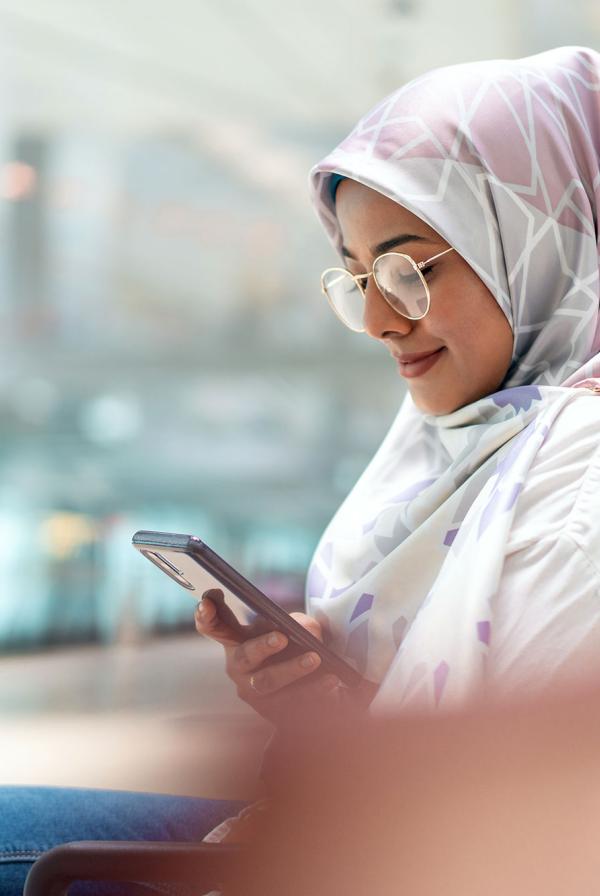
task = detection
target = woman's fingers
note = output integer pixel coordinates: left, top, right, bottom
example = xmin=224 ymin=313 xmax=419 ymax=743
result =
xmin=227 ymin=610 xmax=325 ymax=689
xmin=206 ymin=590 xmax=247 ymax=633
xmin=244 ymin=650 xmax=322 ymax=697
xmin=195 ymin=595 xmax=332 ymax=715
xmin=194 ymin=591 xmax=242 ymax=647
xmin=226 ymin=630 xmax=290 ymax=676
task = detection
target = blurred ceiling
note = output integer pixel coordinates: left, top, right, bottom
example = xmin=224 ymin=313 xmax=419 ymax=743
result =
xmin=0 ymin=0 xmax=596 ymax=211
xmin=0 ymin=0 xmax=528 ymax=135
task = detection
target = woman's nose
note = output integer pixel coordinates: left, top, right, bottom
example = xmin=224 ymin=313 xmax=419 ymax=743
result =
xmin=362 ymin=278 xmax=414 ymax=340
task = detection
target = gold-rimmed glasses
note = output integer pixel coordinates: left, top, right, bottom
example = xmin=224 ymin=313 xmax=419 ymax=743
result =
xmin=320 ymin=246 xmax=455 ymax=332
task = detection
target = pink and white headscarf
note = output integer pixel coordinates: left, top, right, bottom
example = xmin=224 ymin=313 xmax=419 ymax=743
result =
xmin=304 ymin=46 xmax=600 ymax=710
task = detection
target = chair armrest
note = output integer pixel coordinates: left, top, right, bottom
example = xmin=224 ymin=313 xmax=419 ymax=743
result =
xmin=23 ymin=840 xmax=242 ymax=896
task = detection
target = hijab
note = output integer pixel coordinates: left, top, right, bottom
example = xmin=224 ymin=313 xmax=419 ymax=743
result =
xmin=305 ymin=46 xmax=600 ymax=710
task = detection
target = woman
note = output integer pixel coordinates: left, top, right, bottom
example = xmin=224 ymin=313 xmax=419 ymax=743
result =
xmin=200 ymin=43 xmax=600 ymax=719
xmin=194 ymin=44 xmax=600 ymax=849
xmin=3 ymin=43 xmax=600 ymax=892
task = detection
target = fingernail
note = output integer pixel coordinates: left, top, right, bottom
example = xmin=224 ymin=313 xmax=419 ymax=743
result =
xmin=196 ymin=601 xmax=207 ymax=619
xmin=300 ymin=652 xmax=318 ymax=669
xmin=267 ymin=632 xmax=283 ymax=648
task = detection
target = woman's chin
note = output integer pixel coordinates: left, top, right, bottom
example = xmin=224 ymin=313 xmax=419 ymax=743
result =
xmin=410 ymin=390 xmax=461 ymax=417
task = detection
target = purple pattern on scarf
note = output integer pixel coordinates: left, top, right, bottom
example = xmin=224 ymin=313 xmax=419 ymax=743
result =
xmin=350 ymin=592 xmax=374 ymax=623
xmin=331 ymin=583 xmax=352 ymax=599
xmin=444 ymin=528 xmax=459 ymax=547
xmin=495 ymin=423 xmax=539 ymax=480
xmin=478 ymin=490 xmax=502 ymax=537
xmin=503 ymin=484 xmax=522 ymax=511
xmin=434 ymin=661 xmax=450 ymax=706
xmin=362 ymin=479 xmax=435 ymax=537
xmin=477 ymin=620 xmax=491 ymax=646
xmin=390 ymin=478 xmax=436 ymax=503
xmin=320 ymin=542 xmax=333 ymax=568
xmin=477 ymin=420 xmax=543 ymax=538
xmin=361 ymin=560 xmax=378 ymax=577
xmin=305 ymin=563 xmax=327 ymax=600
xmin=478 ymin=484 xmax=523 ymax=538
xmin=375 ymin=517 xmax=412 ymax=558
xmin=490 ymin=386 xmax=542 ymax=412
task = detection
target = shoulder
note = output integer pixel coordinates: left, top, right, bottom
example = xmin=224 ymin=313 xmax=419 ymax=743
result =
xmin=538 ymin=390 xmax=600 ymax=464
xmin=507 ymin=391 xmax=600 ymax=551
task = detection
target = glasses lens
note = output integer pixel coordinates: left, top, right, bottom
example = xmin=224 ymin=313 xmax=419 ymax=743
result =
xmin=373 ymin=254 xmax=429 ymax=319
xmin=321 ymin=269 xmax=364 ymax=331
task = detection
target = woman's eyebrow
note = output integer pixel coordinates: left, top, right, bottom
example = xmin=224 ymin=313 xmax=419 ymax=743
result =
xmin=341 ymin=233 xmax=433 ymax=260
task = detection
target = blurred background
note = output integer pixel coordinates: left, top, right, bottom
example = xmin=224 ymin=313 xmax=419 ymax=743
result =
xmin=1 ymin=0 xmax=599 ymax=796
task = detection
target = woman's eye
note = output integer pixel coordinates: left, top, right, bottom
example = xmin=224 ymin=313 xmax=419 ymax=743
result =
xmin=397 ymin=265 xmax=434 ymax=283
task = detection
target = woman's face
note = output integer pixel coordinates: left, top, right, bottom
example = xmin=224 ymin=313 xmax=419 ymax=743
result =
xmin=334 ymin=179 xmax=513 ymax=416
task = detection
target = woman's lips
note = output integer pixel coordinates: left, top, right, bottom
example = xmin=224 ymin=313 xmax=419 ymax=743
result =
xmin=393 ymin=347 xmax=445 ymax=378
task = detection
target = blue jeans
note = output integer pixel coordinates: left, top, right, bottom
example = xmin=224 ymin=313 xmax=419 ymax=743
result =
xmin=0 ymin=785 xmax=245 ymax=896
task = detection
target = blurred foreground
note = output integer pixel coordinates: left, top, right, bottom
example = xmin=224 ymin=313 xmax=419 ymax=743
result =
xmin=227 ymin=683 xmax=600 ymax=896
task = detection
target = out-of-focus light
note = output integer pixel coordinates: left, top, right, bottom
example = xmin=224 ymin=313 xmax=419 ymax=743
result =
xmin=183 ymin=376 xmax=273 ymax=424
xmin=154 ymin=201 xmax=194 ymax=234
xmin=80 ymin=394 xmax=143 ymax=444
xmin=195 ymin=117 xmax=312 ymax=208
xmin=246 ymin=219 xmax=283 ymax=254
xmin=585 ymin=0 xmax=600 ymax=30
xmin=40 ymin=512 xmax=97 ymax=559
xmin=51 ymin=177 xmax=85 ymax=210
xmin=12 ymin=378 xmax=59 ymax=425
xmin=0 ymin=162 xmax=37 ymax=201
xmin=388 ymin=0 xmax=418 ymax=14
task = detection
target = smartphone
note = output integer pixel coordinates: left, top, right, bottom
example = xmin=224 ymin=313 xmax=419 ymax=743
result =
xmin=132 ymin=529 xmax=363 ymax=688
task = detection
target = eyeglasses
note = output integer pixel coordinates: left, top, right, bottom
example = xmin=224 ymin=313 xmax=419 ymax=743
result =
xmin=320 ymin=246 xmax=455 ymax=332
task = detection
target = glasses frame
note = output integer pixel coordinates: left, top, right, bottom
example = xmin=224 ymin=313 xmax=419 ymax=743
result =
xmin=320 ymin=246 xmax=455 ymax=332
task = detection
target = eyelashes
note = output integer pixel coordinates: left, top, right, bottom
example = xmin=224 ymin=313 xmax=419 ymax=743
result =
xmin=353 ymin=264 xmax=435 ymax=286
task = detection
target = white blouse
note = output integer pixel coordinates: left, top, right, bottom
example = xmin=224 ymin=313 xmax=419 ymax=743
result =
xmin=485 ymin=391 xmax=600 ymax=697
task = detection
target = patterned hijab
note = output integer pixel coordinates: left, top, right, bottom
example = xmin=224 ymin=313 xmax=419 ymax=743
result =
xmin=305 ymin=46 xmax=600 ymax=710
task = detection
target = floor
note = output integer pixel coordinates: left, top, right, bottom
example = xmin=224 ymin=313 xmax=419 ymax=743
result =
xmin=0 ymin=633 xmax=271 ymax=799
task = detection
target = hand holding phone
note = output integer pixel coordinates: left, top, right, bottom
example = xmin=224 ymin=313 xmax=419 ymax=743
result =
xmin=132 ymin=530 xmax=375 ymax=722
xmin=194 ymin=588 xmax=337 ymax=702
xmin=132 ymin=530 xmax=363 ymax=689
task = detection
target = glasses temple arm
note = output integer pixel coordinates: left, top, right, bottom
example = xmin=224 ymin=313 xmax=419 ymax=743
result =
xmin=418 ymin=246 xmax=455 ymax=268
